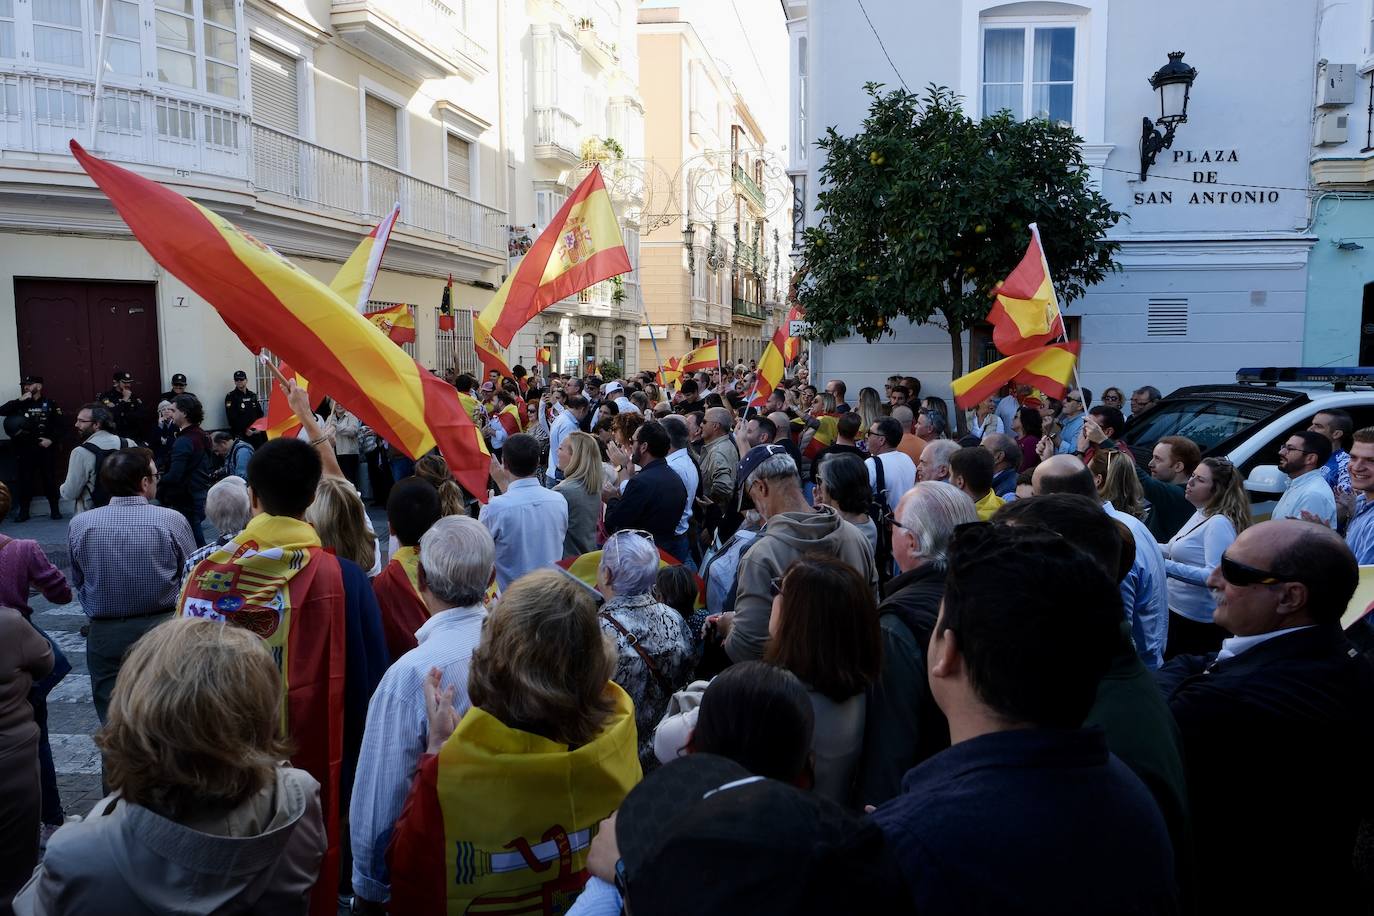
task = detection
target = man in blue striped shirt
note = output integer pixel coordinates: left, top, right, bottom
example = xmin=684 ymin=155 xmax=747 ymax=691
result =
xmin=1344 ymin=428 xmax=1374 ymax=564
xmin=348 ymin=515 xmax=496 ymax=911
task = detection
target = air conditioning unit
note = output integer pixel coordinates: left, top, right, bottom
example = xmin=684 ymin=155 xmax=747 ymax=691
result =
xmin=1318 ymin=62 xmax=1356 ymax=106
xmin=1318 ymin=111 xmax=1350 ymax=145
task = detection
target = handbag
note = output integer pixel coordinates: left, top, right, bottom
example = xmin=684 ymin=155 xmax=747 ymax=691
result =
xmin=599 ymin=609 xmax=676 ymax=697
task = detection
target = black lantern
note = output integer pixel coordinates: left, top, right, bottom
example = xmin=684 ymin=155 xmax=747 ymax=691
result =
xmin=682 ymin=209 xmax=696 ymax=276
xmin=1139 ymin=51 xmax=1198 ymax=181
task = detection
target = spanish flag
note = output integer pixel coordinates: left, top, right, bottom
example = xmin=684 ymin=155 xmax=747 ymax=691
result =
xmin=661 ymin=354 xmax=682 ymax=389
xmin=438 ymin=275 xmax=455 ymax=332
xmin=951 ymin=342 xmax=1081 ymax=410
xmin=749 ymin=327 xmax=787 ymax=408
xmin=680 ymin=339 xmax=720 ymax=373
xmin=496 ymin=402 xmax=522 ymax=437
xmin=71 ymin=141 xmax=491 ymax=502
xmin=986 ymin=225 xmax=1065 ymax=356
xmin=365 ymin=302 xmax=417 ymax=344
xmin=250 ymin=359 xmax=308 ymax=440
xmin=802 ymin=414 xmax=839 ymax=460
xmin=782 ymin=304 xmax=804 ymax=366
xmin=473 ymin=314 xmax=515 ymax=382
xmin=478 ymin=165 xmax=631 ymax=347
xmin=535 ymin=346 xmax=552 ymax=366
xmin=332 ymin=202 xmax=399 ymax=310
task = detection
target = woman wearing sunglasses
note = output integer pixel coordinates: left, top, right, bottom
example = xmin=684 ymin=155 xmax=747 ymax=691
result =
xmin=1161 ymin=457 xmax=1252 ymax=658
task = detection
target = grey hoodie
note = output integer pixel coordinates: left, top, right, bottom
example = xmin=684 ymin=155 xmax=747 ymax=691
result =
xmin=14 ymin=766 xmax=324 ymax=915
xmin=724 ymin=505 xmax=879 ymax=663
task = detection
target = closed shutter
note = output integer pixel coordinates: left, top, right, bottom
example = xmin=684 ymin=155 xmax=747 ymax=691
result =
xmin=365 ymin=94 xmax=399 ymax=166
xmin=446 ymin=133 xmax=471 ymax=195
xmin=249 ymin=41 xmax=299 ymax=135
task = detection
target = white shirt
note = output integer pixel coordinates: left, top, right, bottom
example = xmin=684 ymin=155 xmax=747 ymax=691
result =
xmin=665 ymin=447 xmax=699 ymax=536
xmin=614 ymin=395 xmax=640 ymax=415
xmin=1272 ymin=468 xmax=1338 ymax=528
xmin=349 ymin=603 xmax=486 ymax=902
xmin=1163 ymin=510 xmax=1237 ymax=624
xmin=1103 ymin=500 xmax=1170 ymax=669
xmin=546 ymin=411 xmax=580 ymax=483
xmin=866 ymin=451 xmax=917 ymax=513
xmin=1215 ymin=625 xmax=1316 ymax=662
xmin=480 ymin=477 xmax=568 ymax=589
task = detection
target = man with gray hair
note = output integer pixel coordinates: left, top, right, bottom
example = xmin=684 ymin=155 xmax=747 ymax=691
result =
xmin=350 ymin=515 xmax=496 ymax=910
xmin=180 ymin=476 xmax=253 ymax=574
xmin=713 ymin=444 xmax=878 ymax=663
xmin=918 ymin=438 xmax=960 ymax=484
xmin=982 ymin=431 xmax=1022 ymax=497
xmin=697 ymin=406 xmax=739 ymax=540
xmin=858 ymin=481 xmax=978 ymax=806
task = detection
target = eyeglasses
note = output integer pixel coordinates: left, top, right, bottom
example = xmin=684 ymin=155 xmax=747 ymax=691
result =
xmin=611 ymin=528 xmax=655 ymax=544
xmin=1064 ymin=396 xmax=1082 ymax=404
xmin=1219 ymin=554 xmax=1290 ymax=587
xmin=1277 ymin=444 xmax=1313 ymax=455
xmin=867 ymin=429 xmax=883 ymax=437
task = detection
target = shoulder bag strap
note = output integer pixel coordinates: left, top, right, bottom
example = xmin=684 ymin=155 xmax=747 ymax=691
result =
xmin=599 ymin=609 xmax=675 ymax=696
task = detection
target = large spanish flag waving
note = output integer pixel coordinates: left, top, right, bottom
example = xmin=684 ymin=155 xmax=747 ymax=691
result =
xmin=951 ymin=342 xmax=1081 ymax=410
xmin=986 ymin=224 xmax=1065 ymax=356
xmin=71 ymin=141 xmax=491 ymax=501
xmin=332 ymin=202 xmax=399 ymax=310
xmin=749 ymin=327 xmax=787 ymax=408
xmin=680 ymin=339 xmax=720 ymax=373
xmin=478 ymin=165 xmax=631 ymax=347
xmin=473 ymin=314 xmax=515 ymax=382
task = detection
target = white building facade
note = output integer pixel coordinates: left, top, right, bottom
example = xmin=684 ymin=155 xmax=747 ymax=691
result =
xmin=787 ymin=0 xmax=1322 ymax=402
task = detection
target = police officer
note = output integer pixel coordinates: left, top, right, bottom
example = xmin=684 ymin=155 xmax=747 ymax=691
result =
xmin=224 ymin=370 xmax=263 ymax=440
xmin=98 ymin=369 xmax=147 ymax=442
xmin=159 ymin=372 xmax=196 ymax=405
xmin=0 ymin=375 xmax=63 ymax=521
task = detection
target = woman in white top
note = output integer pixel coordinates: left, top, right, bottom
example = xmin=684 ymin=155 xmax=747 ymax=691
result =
xmin=1161 ymin=456 xmax=1252 ymax=659
xmin=969 ymin=394 xmax=1004 ymax=441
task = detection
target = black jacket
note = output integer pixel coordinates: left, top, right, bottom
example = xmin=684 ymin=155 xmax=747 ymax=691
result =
xmin=856 ymin=564 xmax=949 ymax=808
xmin=0 ymin=396 xmax=61 ymax=443
xmin=604 ymin=457 xmax=688 ymax=545
xmin=158 ymin=425 xmax=213 ymax=509
xmin=97 ymin=387 xmax=146 ymax=442
xmin=1156 ymin=624 xmax=1374 ymax=912
xmin=224 ymin=387 xmax=263 ymax=437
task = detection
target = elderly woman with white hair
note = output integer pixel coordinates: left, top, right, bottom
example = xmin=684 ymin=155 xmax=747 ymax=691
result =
xmin=855 ymin=480 xmax=978 ymax=808
xmin=180 ymin=476 xmax=253 ymax=575
xmin=596 ymin=529 xmax=695 ymax=770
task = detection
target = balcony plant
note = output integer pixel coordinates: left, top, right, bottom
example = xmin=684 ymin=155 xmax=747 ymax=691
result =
xmin=610 ymin=275 xmax=626 ymax=305
xmin=576 ymin=16 xmax=594 ymax=30
xmin=598 ymin=358 xmax=622 ymax=381
xmin=580 ymin=136 xmax=625 ymax=162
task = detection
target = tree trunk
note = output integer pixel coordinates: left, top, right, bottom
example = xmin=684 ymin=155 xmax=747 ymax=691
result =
xmin=947 ymin=321 xmax=968 ymax=438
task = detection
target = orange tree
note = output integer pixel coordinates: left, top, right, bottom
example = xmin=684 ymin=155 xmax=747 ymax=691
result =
xmin=798 ymin=84 xmax=1123 ymax=387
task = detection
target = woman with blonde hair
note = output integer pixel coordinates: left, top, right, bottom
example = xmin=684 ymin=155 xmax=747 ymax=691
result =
xmin=555 ymin=431 xmax=603 ymax=558
xmin=1090 ymin=448 xmax=1149 ymax=522
xmin=15 ymin=617 xmax=326 ymax=913
xmin=856 ymin=387 xmax=883 ymax=439
xmin=1162 ymin=456 xmax=1251 ymax=659
xmin=415 ymin=453 xmax=470 ymax=518
xmin=387 ymin=570 xmax=639 ymax=914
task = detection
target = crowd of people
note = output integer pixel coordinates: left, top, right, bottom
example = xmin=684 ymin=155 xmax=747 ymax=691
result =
xmin=0 ymin=360 xmax=1371 ymax=916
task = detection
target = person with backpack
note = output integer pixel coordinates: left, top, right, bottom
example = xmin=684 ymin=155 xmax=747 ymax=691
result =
xmin=60 ymin=403 xmax=131 ymax=513
xmin=158 ymin=394 xmax=214 ymax=547
xmin=211 ymin=431 xmax=254 ymax=481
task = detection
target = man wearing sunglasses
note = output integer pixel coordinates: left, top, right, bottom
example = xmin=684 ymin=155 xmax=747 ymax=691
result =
xmin=1156 ymin=519 xmax=1374 ymax=913
xmin=1270 ymin=430 xmax=1336 ymax=528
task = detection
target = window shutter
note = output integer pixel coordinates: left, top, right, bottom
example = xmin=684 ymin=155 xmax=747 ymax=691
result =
xmin=365 ymin=94 xmax=399 ymax=167
xmin=446 ymin=133 xmax=471 ymax=195
xmin=249 ymin=41 xmax=299 ymax=135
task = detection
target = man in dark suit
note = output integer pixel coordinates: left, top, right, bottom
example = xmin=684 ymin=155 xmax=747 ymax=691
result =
xmin=603 ymin=419 xmax=687 ymax=546
xmin=1156 ymin=519 xmax=1374 ymax=913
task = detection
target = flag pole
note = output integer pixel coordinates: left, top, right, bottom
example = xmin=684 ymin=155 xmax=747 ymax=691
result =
xmin=640 ymin=282 xmax=666 ymax=388
xmin=90 ymin=0 xmax=111 ymax=149
xmin=1028 ymin=222 xmax=1083 ymax=396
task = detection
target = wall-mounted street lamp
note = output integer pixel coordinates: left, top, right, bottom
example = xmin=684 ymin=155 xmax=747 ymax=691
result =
xmin=1139 ymin=51 xmax=1198 ymax=181
xmin=682 ymin=208 xmax=696 ymax=277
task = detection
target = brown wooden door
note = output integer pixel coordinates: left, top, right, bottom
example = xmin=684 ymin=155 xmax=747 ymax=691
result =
xmin=13 ymin=278 xmax=160 ymax=449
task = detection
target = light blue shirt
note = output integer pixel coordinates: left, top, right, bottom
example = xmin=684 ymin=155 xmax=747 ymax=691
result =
xmin=481 ymin=477 xmax=569 ymax=589
xmin=1163 ymin=510 xmax=1237 ymax=624
xmin=1272 ymin=468 xmax=1337 ymax=528
xmin=349 ymin=604 xmax=487 ymax=902
xmin=665 ymin=447 xmax=699 ymax=536
xmin=546 ymin=411 xmax=581 ymax=483
xmin=1346 ymin=494 xmax=1374 ymax=564
xmin=1056 ymin=413 xmax=1086 ymax=455
xmin=1104 ymin=501 xmax=1169 ymax=669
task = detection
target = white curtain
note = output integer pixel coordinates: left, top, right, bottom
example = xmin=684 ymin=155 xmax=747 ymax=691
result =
xmin=982 ymin=28 xmax=1023 ymax=118
xmin=1031 ymin=27 xmax=1074 ymax=124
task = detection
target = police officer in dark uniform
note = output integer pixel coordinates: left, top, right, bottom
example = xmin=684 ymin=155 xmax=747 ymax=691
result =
xmin=159 ymin=373 xmax=196 ymax=405
xmin=98 ymin=369 xmax=147 ymax=443
xmin=224 ymin=370 xmax=263 ymax=441
xmin=0 ymin=375 xmax=63 ymax=521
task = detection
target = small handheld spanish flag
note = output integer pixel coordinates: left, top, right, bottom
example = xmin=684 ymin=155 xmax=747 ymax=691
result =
xmin=364 ymin=302 xmax=416 ymax=344
xmin=680 ymin=339 xmax=720 ymax=373
xmin=986 ymin=225 xmax=1064 ymax=357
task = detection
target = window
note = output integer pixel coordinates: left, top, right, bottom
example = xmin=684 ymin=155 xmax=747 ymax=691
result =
xmin=796 ymin=36 xmax=807 ymax=160
xmin=535 ymin=189 xmax=567 ymax=228
xmin=33 ymin=0 xmax=83 ymax=68
xmin=102 ymin=0 xmax=141 ymax=76
xmin=614 ymin=335 xmax=626 ymax=372
xmin=446 ymin=132 xmax=471 ymax=196
xmin=981 ymin=25 xmax=1074 ymax=124
xmin=153 ymin=0 xmax=238 ymax=97
xmin=249 ymin=40 xmax=299 ymax=134
xmin=364 ymin=93 xmax=399 ymax=167
xmin=532 ymin=26 xmax=582 ymax=117
xmin=582 ymin=332 xmax=597 ymax=367
xmin=543 ymin=332 xmax=561 ymax=373
xmin=0 ymin=0 xmax=15 ymax=60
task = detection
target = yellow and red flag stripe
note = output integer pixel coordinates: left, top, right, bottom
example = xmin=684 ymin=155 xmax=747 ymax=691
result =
xmin=749 ymin=327 xmax=787 ymax=408
xmin=478 ymin=165 xmax=631 ymax=347
xmin=535 ymin=346 xmax=552 ymax=366
xmin=250 ymin=359 xmax=308 ymax=440
xmin=802 ymin=414 xmax=840 ymax=460
xmin=782 ymin=304 xmax=804 ymax=366
xmin=365 ymin=302 xmax=416 ymax=344
xmin=661 ymin=355 xmax=682 ymax=389
xmin=986 ymin=226 xmax=1065 ymax=357
xmin=332 ymin=202 xmax=399 ymax=311
xmin=473 ymin=314 xmax=515 ymax=383
xmin=951 ymin=341 xmax=1081 ymax=410
xmin=71 ymin=141 xmax=491 ymax=502
xmin=680 ymin=339 xmax=720 ymax=374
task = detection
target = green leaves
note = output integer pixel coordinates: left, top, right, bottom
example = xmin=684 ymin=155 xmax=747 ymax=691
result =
xmin=799 ymin=84 xmax=1123 ymax=371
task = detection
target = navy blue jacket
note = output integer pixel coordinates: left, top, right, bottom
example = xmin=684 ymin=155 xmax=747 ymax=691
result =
xmin=339 ymin=556 xmax=390 ymax=804
xmin=604 ymin=457 xmax=688 ymax=545
xmin=872 ymin=728 xmax=1177 ymax=915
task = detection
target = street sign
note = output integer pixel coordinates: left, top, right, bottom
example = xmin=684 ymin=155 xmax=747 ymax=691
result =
xmin=789 ymin=319 xmax=811 ymax=337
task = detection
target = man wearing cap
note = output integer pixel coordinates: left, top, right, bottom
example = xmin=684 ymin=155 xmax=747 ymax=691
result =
xmin=158 ymin=373 xmax=196 ymax=405
xmin=223 ymin=370 xmax=263 ymax=440
xmin=1 ymin=375 xmax=63 ymax=520
xmin=98 ymin=370 xmax=146 ymax=442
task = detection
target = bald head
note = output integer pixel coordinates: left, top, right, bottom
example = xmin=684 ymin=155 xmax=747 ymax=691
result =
xmin=1211 ymin=519 xmax=1357 ymax=632
xmin=768 ymin=411 xmax=791 ymax=432
xmin=891 ymin=404 xmax=915 ymax=432
xmin=1032 ymin=453 xmax=1098 ymax=499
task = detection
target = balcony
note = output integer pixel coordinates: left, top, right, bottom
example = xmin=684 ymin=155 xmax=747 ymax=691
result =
xmin=732 ymin=162 xmax=765 ymax=212
xmin=575 ymin=24 xmax=619 ymax=70
xmin=534 ymin=106 xmax=582 ymax=165
xmin=735 ymin=240 xmax=762 ymax=275
xmin=331 ymin=0 xmax=488 ymax=81
xmin=732 ymin=296 xmax=767 ymax=322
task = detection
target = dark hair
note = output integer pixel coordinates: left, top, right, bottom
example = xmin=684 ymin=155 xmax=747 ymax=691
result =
xmin=660 ymin=415 xmax=690 ymax=451
xmin=210 ymin=431 xmax=235 ymax=448
xmin=1294 ymin=429 xmax=1333 ymax=468
xmin=101 ymin=447 xmax=157 ymax=498
xmin=601 ymin=400 xmax=620 ymax=418
xmin=1017 ymin=406 xmax=1043 ymax=438
xmin=636 ymin=420 xmax=670 ymax=459
xmin=680 ymin=379 xmax=699 ymax=396
xmin=81 ymin=402 xmax=116 ymax=433
xmin=172 ymin=393 xmax=204 ymax=426
xmin=565 ymin=394 xmax=589 ymax=412
xmin=1077 ymin=387 xmax=1093 ymax=410
xmin=1016 ymin=468 xmax=1035 ymax=487
xmin=828 ymin=379 xmax=847 ymax=399
xmin=766 ymin=554 xmax=881 ymax=702
xmin=386 ymin=477 xmax=442 ymax=546
xmin=1270 ymin=525 xmax=1359 ymax=624
xmin=655 ymin=564 xmax=699 ymax=622
xmin=1157 ymin=435 xmax=1201 ymax=475
xmin=1089 ymin=406 xmax=1126 ymax=438
xmin=246 ymin=439 xmax=321 ymax=517
xmin=922 ymin=395 xmax=948 ymax=418
xmin=687 ymin=662 xmax=815 ymax=784
xmin=513 ymin=364 xmax=527 ymax=378
xmin=1133 ymin=385 xmax=1162 ymax=402
xmin=949 ymin=446 xmax=995 ymax=496
xmin=502 ymin=433 xmax=541 ymax=477
xmin=836 ymin=412 xmax=862 ymax=440
xmin=942 ymin=524 xmax=1122 ymax=727
xmin=995 ymin=494 xmax=1135 ymax=585
xmin=816 ymin=452 xmax=872 ymax=515
xmin=455 ymin=373 xmax=476 ymax=393
xmin=1316 ymin=408 xmax=1355 ymax=445
xmin=920 ymin=408 xmax=949 ymax=439
xmin=873 ymin=416 xmax=903 ymax=449
xmin=1036 ymin=461 xmax=1098 ymax=499
xmin=751 ymin=415 xmax=777 ymax=442
xmin=703 ymin=393 xmax=725 ymax=410
xmin=904 ymin=376 xmax=922 ymax=399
